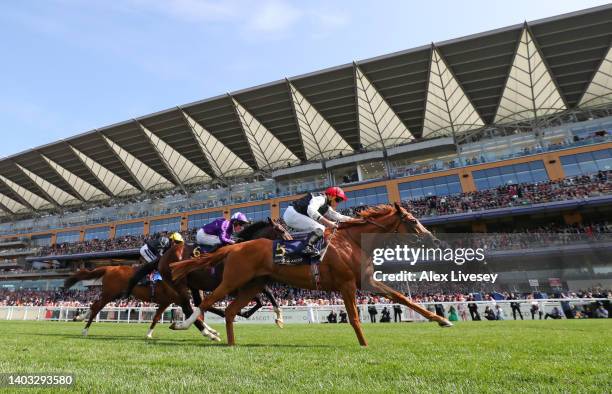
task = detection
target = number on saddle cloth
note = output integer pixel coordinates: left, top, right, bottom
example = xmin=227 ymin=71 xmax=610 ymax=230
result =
xmin=194 ymin=244 xmax=218 ymax=255
xmin=272 ymin=234 xmax=325 ymax=266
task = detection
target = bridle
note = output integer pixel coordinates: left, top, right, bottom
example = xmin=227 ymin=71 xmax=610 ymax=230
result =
xmin=338 ymin=209 xmax=424 ymax=246
xmin=357 ymin=207 xmax=420 ymax=233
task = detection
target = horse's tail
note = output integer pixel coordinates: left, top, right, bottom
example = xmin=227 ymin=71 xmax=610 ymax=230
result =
xmin=171 ymin=247 xmax=231 ymax=282
xmin=64 ymin=267 xmax=107 ymax=289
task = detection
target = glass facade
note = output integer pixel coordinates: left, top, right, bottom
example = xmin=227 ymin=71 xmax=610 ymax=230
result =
xmin=473 ymin=161 xmax=548 ymax=190
xmin=333 ymin=166 xmax=359 ymax=185
xmin=398 ymin=175 xmax=462 ymax=201
xmin=359 ymin=161 xmax=387 ymax=181
xmin=231 ymin=204 xmax=271 ymax=223
xmin=84 ymin=227 xmax=109 ymax=241
xmin=56 ymin=231 xmax=80 ymax=244
xmin=560 ymin=149 xmax=612 ymax=177
xmin=31 ymin=235 xmax=52 ymax=247
xmin=228 ymin=179 xmax=276 ymax=204
xmin=337 ymin=187 xmax=388 ymax=210
xmin=150 ymin=217 xmax=181 ymax=234
xmin=277 ymin=174 xmax=328 ymax=197
xmin=187 ymin=211 xmax=224 ymax=230
xmin=1 ymin=115 xmax=610 ymax=238
xmin=115 ymin=222 xmax=144 ymax=238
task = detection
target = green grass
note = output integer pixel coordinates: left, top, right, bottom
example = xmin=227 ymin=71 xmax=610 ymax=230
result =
xmin=0 ymin=320 xmax=610 ymax=393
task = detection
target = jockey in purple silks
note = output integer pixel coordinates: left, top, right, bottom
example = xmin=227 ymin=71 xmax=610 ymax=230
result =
xmin=196 ymin=212 xmax=249 ymax=251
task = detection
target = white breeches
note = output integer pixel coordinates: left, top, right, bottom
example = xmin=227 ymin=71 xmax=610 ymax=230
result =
xmin=283 ymin=206 xmax=325 ymax=232
xmin=196 ymin=229 xmax=222 ymax=246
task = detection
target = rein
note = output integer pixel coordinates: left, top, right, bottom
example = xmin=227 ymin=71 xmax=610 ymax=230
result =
xmin=337 ymin=211 xmax=418 ymax=247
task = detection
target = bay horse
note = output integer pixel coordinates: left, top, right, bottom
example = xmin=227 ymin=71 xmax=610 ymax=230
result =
xmin=64 ymin=266 xmax=179 ymax=339
xmin=171 ymin=203 xmax=453 ymax=346
xmin=157 ymin=218 xmax=292 ymax=340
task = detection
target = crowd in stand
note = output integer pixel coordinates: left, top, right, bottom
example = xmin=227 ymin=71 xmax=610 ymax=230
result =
xmin=31 ymin=220 xmax=610 ymax=259
xmin=0 ymin=289 xmax=101 ymax=307
xmin=335 ymin=171 xmax=610 ymax=218
xmin=403 ymin=171 xmax=610 ymax=218
xmin=1 ymin=286 xmax=610 ymax=318
xmin=37 ymin=235 xmax=147 ymax=257
xmin=465 ymin=221 xmax=610 ymax=250
xmin=27 ymin=170 xmax=610 ymax=258
xmin=34 ymin=230 xmax=202 ymax=257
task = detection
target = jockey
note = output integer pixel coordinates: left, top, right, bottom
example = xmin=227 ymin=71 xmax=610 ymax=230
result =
xmin=196 ymin=212 xmax=249 ymax=251
xmin=283 ymin=186 xmax=352 ymax=256
xmin=125 ymin=232 xmax=184 ymax=297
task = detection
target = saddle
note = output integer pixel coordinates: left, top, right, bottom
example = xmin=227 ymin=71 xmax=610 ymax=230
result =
xmin=272 ymin=232 xmax=326 ymax=266
xmin=191 ymin=244 xmax=220 ymax=276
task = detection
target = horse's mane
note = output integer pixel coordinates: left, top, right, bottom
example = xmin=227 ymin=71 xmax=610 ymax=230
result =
xmin=356 ymin=204 xmax=395 ymax=219
xmin=235 ymin=220 xmax=269 ymax=241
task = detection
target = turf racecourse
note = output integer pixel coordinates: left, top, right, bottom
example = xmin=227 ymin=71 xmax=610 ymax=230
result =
xmin=0 ymin=320 xmax=609 ymax=393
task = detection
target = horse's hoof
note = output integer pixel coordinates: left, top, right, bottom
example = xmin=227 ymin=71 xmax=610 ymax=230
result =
xmin=82 ymin=329 xmax=88 ymax=337
xmin=275 ymin=319 xmax=285 ymax=329
xmin=201 ymin=329 xmax=220 ymax=341
xmin=438 ymin=320 xmax=453 ymax=327
xmin=169 ymin=322 xmax=188 ymax=330
xmin=146 ymin=335 xmax=153 ymax=340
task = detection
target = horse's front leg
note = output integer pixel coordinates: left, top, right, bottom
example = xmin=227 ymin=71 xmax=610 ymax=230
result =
xmin=262 ymin=286 xmax=284 ymax=328
xmin=169 ymin=286 xmax=219 ymax=341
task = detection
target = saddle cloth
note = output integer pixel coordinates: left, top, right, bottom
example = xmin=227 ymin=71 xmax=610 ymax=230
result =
xmin=272 ymin=232 xmax=325 ymax=265
xmin=192 ymin=243 xmax=218 ymax=257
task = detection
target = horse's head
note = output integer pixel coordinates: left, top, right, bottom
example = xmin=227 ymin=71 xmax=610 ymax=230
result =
xmin=157 ymin=242 xmax=185 ymax=276
xmin=351 ymin=203 xmax=442 ymax=248
xmin=392 ymin=202 xmax=443 ymax=248
xmin=235 ymin=219 xmax=292 ymax=241
xmin=164 ymin=243 xmax=185 ymax=263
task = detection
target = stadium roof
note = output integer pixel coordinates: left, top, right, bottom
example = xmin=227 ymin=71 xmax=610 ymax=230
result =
xmin=0 ymin=4 xmax=611 ymax=216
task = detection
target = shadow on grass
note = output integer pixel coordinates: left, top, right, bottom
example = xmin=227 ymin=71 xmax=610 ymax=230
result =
xmin=26 ymin=332 xmax=332 ymax=348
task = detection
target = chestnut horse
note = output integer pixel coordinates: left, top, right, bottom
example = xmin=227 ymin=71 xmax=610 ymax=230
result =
xmin=171 ymin=203 xmax=453 ymax=346
xmin=158 ymin=218 xmax=292 ymax=340
xmin=64 ymin=266 xmax=179 ymax=339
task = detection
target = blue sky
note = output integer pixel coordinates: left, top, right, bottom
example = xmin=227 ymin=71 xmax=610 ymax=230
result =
xmin=0 ymin=0 xmax=608 ymax=158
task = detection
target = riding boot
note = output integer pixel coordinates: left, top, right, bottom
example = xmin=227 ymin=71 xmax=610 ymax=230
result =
xmin=302 ymin=229 xmax=324 ymax=257
xmin=124 ymin=261 xmax=157 ymax=298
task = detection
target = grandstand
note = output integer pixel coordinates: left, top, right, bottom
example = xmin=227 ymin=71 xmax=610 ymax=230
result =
xmin=0 ymin=5 xmax=611 ymax=294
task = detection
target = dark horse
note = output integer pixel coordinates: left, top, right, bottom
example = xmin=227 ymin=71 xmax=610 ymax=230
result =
xmin=64 ymin=265 xmax=181 ymax=338
xmin=155 ymin=218 xmax=292 ymax=340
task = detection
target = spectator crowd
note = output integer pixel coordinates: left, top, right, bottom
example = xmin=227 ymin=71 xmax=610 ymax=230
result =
xmin=2 ymin=284 xmax=610 ymax=311
xmin=28 ymin=171 xmax=610 ymax=258
xmin=37 ymin=235 xmax=147 ymax=257
xmin=404 ymin=171 xmax=609 ymax=217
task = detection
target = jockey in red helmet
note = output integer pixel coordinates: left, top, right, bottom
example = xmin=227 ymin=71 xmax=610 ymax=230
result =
xmin=283 ymin=186 xmax=352 ymax=256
